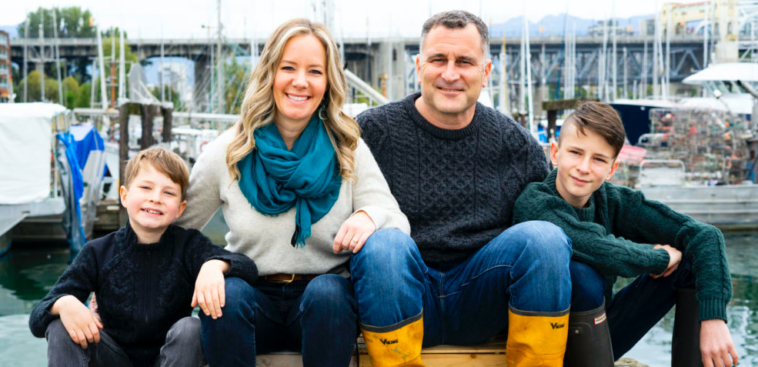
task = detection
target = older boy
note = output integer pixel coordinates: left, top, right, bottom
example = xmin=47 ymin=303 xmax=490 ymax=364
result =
xmin=513 ymin=102 xmax=737 ymax=367
xmin=29 ymin=147 xmax=258 ymax=367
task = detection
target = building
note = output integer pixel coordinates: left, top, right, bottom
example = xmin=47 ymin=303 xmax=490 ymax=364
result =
xmin=0 ymin=30 xmax=11 ymax=103
xmin=587 ymin=20 xmax=634 ymax=37
xmin=640 ymin=0 xmax=739 ymax=40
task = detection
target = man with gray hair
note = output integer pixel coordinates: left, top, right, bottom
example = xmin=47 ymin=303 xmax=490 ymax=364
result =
xmin=349 ymin=10 xmax=573 ymax=367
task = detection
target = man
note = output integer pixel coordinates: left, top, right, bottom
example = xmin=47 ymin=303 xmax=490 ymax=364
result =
xmin=350 ymin=10 xmax=572 ymax=367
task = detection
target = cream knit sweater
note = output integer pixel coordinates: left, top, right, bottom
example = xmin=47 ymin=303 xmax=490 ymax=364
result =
xmin=175 ymin=129 xmax=410 ymax=276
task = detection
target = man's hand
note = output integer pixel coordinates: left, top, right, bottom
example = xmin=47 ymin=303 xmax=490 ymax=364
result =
xmin=701 ymin=319 xmax=739 ymax=367
xmin=650 ymin=244 xmax=682 ymax=279
xmin=333 ymin=211 xmax=376 ymax=254
xmin=52 ymin=295 xmax=103 ymax=349
xmin=192 ymin=260 xmax=229 ymax=319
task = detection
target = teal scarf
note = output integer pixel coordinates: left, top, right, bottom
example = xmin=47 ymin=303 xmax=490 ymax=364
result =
xmin=237 ymin=114 xmax=342 ymax=248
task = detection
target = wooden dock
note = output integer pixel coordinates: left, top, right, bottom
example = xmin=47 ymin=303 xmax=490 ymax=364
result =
xmin=257 ymin=337 xmax=507 ymax=367
xmin=254 ymin=337 xmax=648 ymax=367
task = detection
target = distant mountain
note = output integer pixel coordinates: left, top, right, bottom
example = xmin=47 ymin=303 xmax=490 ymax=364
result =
xmin=0 ymin=26 xmax=19 ymax=39
xmin=489 ymin=13 xmax=653 ymax=37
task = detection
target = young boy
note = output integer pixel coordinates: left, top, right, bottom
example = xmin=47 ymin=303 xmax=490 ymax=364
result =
xmin=29 ymin=147 xmax=258 ymax=367
xmin=513 ymin=102 xmax=737 ymax=367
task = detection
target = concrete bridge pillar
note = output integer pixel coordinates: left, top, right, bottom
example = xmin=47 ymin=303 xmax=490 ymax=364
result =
xmin=373 ymin=40 xmax=407 ymax=101
xmin=193 ymin=56 xmax=209 ymax=113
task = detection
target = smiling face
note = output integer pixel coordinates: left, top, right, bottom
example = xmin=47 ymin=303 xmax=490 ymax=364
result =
xmin=551 ymin=121 xmax=620 ymax=208
xmin=415 ymin=24 xmax=491 ymax=128
xmin=120 ymin=164 xmax=186 ymax=243
xmin=272 ymin=34 xmax=328 ymax=129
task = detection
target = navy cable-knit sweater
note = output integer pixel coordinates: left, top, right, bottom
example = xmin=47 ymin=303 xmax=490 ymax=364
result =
xmin=358 ymin=92 xmax=549 ymax=269
xmin=29 ymin=222 xmax=258 ymax=366
xmin=513 ymin=169 xmax=732 ymax=321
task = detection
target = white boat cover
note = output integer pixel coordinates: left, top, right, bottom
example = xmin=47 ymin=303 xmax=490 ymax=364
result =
xmin=0 ymin=103 xmax=67 ymax=204
xmin=683 ymin=63 xmax=758 ymax=84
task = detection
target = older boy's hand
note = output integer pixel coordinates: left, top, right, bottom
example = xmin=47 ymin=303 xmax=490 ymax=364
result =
xmin=333 ymin=211 xmax=376 ymax=254
xmin=192 ymin=260 xmax=230 ymax=320
xmin=52 ymin=295 xmax=103 ymax=349
xmin=701 ymin=319 xmax=738 ymax=367
xmin=650 ymin=244 xmax=682 ymax=279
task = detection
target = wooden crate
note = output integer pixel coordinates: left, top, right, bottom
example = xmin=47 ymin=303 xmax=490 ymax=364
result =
xmin=256 ymin=337 xmax=507 ymax=367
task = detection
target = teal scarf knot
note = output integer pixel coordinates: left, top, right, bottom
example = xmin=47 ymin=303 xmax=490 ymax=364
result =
xmin=237 ymin=114 xmax=342 ymax=248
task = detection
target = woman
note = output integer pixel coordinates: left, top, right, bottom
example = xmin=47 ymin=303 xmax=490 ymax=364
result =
xmin=175 ymin=18 xmax=410 ymax=366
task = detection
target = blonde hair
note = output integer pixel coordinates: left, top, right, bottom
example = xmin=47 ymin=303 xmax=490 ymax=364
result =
xmin=123 ymin=147 xmax=190 ymax=200
xmin=226 ymin=18 xmax=359 ymax=181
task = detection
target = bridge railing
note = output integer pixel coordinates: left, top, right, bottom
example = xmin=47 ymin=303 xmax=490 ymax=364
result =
xmin=345 ymin=69 xmax=388 ymax=107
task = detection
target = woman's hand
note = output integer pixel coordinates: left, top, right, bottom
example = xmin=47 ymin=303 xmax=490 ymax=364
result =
xmin=333 ymin=211 xmax=376 ymax=254
xmin=192 ymin=260 xmax=230 ymax=319
xmin=700 ymin=319 xmax=738 ymax=367
xmin=52 ymin=295 xmax=103 ymax=349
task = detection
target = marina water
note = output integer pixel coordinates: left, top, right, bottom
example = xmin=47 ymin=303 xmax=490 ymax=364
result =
xmin=1 ymin=231 xmax=756 ymax=367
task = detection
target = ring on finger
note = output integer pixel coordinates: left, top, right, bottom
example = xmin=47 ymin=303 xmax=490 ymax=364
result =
xmin=351 ymin=237 xmax=359 ymax=244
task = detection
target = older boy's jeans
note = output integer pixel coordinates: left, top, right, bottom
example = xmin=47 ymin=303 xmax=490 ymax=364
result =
xmin=45 ymin=316 xmax=205 ymax=367
xmin=200 ymin=275 xmax=358 ymax=367
xmin=569 ymin=259 xmax=696 ymax=359
xmin=350 ymin=221 xmax=573 ymax=347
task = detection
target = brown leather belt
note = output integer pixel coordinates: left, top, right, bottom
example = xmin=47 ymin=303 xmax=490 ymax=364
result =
xmin=263 ymin=274 xmax=320 ymax=283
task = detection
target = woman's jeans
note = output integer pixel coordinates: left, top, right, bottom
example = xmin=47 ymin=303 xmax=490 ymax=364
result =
xmin=569 ymin=259 xmax=696 ymax=359
xmin=200 ymin=275 xmax=358 ymax=367
xmin=350 ymin=222 xmax=573 ymax=347
xmin=45 ymin=316 xmax=204 ymax=367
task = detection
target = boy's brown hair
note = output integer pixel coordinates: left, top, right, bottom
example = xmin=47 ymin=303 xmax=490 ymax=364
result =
xmin=122 ymin=147 xmax=190 ymax=200
xmin=560 ymin=101 xmax=626 ymax=158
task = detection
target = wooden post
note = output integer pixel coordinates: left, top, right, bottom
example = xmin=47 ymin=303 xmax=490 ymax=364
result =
xmin=140 ymin=104 xmax=154 ymax=149
xmin=118 ymin=103 xmax=130 ymax=226
xmin=547 ymin=109 xmax=558 ymax=142
xmin=161 ymin=107 xmax=173 ymax=143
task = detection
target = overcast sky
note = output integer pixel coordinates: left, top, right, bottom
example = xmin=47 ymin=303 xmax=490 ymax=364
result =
xmin=2 ymin=0 xmax=704 ymax=40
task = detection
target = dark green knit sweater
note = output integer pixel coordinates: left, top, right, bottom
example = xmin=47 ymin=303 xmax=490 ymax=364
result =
xmin=513 ymin=169 xmax=732 ymax=321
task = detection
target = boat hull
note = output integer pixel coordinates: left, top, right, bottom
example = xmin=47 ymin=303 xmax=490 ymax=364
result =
xmin=641 ymin=184 xmax=758 ymax=230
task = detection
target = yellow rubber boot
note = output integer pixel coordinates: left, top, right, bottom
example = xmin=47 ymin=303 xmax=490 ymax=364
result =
xmin=360 ymin=312 xmax=426 ymax=367
xmin=505 ymin=306 xmax=570 ymax=367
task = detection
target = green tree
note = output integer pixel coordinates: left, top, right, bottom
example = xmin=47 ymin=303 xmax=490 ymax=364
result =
xmin=101 ymin=27 xmax=128 ymax=39
xmin=17 ymin=7 xmax=95 ymax=39
xmin=101 ymin=34 xmax=138 ymax=76
xmin=62 ymin=76 xmax=80 ymax=109
xmin=60 ymin=7 xmax=96 ymax=38
xmin=223 ymin=56 xmax=251 ymax=115
xmin=19 ymin=70 xmax=59 ymax=102
xmin=77 ymin=82 xmax=92 ymax=108
xmin=150 ymin=86 xmax=181 ymax=110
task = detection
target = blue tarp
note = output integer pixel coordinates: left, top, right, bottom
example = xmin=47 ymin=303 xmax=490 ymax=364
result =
xmin=69 ymin=125 xmax=107 ymax=177
xmin=56 ymin=125 xmax=105 ymax=252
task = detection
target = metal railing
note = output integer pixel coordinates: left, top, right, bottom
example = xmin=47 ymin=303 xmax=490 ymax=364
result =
xmin=344 ymin=69 xmax=388 ymax=107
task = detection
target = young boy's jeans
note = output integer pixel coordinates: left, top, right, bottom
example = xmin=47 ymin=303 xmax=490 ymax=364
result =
xmin=569 ymin=259 xmax=696 ymax=358
xmin=45 ymin=316 xmax=205 ymax=367
xmin=350 ymin=221 xmax=573 ymax=347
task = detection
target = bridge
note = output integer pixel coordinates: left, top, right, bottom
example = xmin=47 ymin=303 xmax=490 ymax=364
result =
xmin=9 ymin=35 xmax=718 ymax=111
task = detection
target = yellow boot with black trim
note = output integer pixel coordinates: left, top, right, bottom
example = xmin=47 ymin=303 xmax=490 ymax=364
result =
xmin=360 ymin=311 xmax=426 ymax=367
xmin=505 ymin=306 xmax=570 ymax=367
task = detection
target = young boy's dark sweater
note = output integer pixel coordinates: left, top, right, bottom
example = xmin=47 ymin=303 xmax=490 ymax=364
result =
xmin=513 ymin=169 xmax=732 ymax=322
xmin=29 ymin=222 xmax=258 ymax=366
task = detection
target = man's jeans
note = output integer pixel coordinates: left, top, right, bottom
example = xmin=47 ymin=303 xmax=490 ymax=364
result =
xmin=350 ymin=221 xmax=573 ymax=347
xmin=569 ymin=259 xmax=696 ymax=359
xmin=45 ymin=316 xmax=205 ymax=367
xmin=200 ymin=275 xmax=358 ymax=367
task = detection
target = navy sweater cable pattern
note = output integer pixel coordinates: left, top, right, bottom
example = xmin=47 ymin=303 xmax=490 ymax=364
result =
xmin=357 ymin=92 xmax=549 ymax=269
xmin=29 ymin=223 xmax=258 ymax=366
